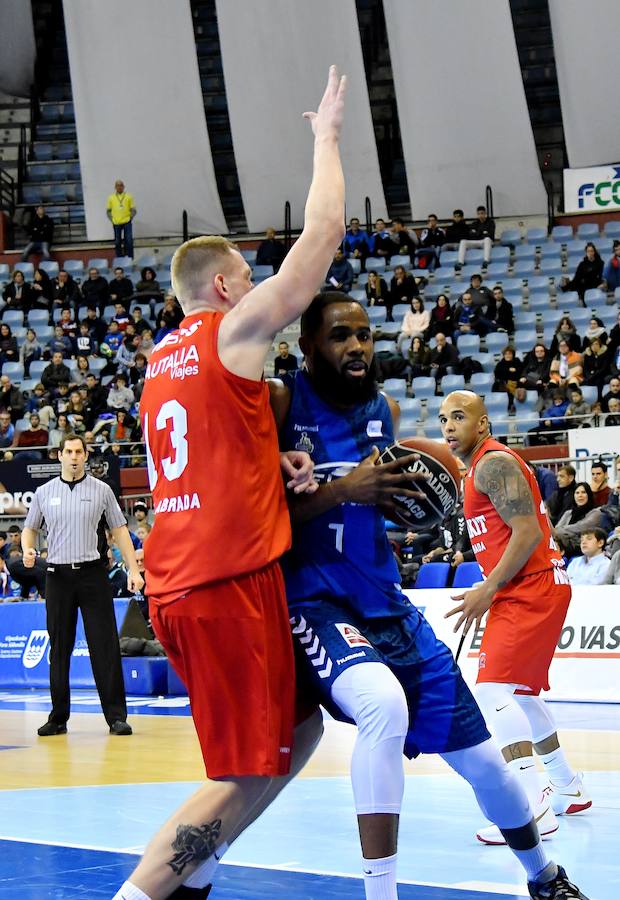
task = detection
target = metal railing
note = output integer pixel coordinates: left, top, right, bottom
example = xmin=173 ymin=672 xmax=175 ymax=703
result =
xmin=0 ymin=165 xmax=16 ymax=216
xmin=485 ymin=184 xmax=494 ymax=219
xmin=284 ymin=200 xmax=291 ymax=253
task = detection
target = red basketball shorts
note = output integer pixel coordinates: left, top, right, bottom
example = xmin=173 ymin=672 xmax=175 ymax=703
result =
xmin=476 ymin=570 xmax=571 ymax=695
xmin=150 ymin=560 xmax=296 ymax=779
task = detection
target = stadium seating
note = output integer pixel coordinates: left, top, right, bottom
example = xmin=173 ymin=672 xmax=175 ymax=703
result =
xmin=415 ymin=563 xmax=451 ymax=589
xmin=411 ymin=377 xmax=436 ymax=400
xmin=440 ymin=374 xmax=465 ymax=393
xmin=452 ymin=562 xmax=483 ymax=588
xmin=382 ymin=378 xmax=407 ymax=400
xmin=468 ymin=372 xmax=494 ymax=394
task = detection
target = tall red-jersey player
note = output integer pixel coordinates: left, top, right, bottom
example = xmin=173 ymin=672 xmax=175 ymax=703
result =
xmin=115 ymin=66 xmax=348 ymax=900
xmin=439 ymin=391 xmax=591 ymax=847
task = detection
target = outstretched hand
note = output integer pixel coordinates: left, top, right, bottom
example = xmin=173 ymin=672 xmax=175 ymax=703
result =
xmin=303 ymin=65 xmax=347 ymax=139
xmin=445 ymin=582 xmax=494 ymax=634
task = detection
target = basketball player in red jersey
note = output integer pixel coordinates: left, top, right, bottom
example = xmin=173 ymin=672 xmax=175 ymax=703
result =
xmin=439 ymin=391 xmax=591 ymax=847
xmin=114 ymin=66 xmax=347 ymax=900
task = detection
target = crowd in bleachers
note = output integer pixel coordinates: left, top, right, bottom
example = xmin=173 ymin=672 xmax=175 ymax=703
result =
xmin=0 ymin=252 xmax=185 ymax=463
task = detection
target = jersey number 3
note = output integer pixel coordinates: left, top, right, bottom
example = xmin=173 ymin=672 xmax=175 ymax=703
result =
xmin=144 ymin=400 xmax=189 ymax=489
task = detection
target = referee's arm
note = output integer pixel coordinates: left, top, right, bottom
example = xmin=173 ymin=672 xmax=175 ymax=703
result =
xmin=22 ymin=490 xmax=43 ymax=568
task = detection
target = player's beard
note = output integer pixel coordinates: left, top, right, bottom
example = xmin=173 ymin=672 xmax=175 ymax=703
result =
xmin=309 ymin=349 xmax=378 ymax=408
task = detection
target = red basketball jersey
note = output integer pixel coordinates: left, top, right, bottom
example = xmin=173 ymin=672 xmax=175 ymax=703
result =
xmin=140 ymin=311 xmax=291 ymax=602
xmin=463 ymin=437 xmax=568 ymax=595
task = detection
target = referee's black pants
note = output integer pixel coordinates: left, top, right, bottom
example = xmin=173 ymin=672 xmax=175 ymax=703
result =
xmin=45 ymin=562 xmax=127 ymax=727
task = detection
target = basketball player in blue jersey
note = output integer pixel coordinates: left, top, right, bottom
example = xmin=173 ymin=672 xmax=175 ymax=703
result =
xmin=269 ymin=293 xmax=589 ymax=900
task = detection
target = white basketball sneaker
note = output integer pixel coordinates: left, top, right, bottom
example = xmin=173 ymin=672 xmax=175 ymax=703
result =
xmin=548 ymin=773 xmax=592 ymax=816
xmin=476 ymin=793 xmax=559 ymax=845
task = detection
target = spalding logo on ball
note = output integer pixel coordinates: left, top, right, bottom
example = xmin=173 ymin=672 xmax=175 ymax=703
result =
xmin=378 ymin=436 xmax=461 ymax=529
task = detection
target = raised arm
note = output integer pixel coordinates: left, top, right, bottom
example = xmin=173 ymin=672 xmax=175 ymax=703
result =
xmin=219 ymin=66 xmax=346 ymax=372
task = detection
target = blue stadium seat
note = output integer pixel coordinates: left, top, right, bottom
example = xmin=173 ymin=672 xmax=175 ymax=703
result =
xmin=2 ymin=310 xmax=24 ymax=328
xmin=33 ymin=142 xmax=53 ymax=161
xmin=252 ymin=265 xmax=274 ymax=283
xmin=551 ymin=225 xmax=573 ymax=243
xmin=526 ymin=227 xmax=547 ymax=246
xmin=382 ymin=377 xmax=407 ymax=399
xmin=367 ymin=307 xmax=387 ymax=326
xmin=374 ymin=340 xmax=396 ymax=355
xmin=539 ymin=243 xmax=562 ymax=259
xmin=570 ymin=308 xmax=594 ymax=327
xmin=515 ymin=311 xmax=537 ymax=329
xmin=500 ymin=277 xmax=525 ymax=295
xmin=452 ymin=562 xmax=483 ymax=588
xmin=420 ymin=421 xmax=444 ymax=440
xmin=513 ymin=409 xmax=539 ymax=428
xmin=432 ymin=266 xmax=456 ymax=282
xmin=88 ymin=258 xmax=109 ymax=273
xmin=365 ymin=257 xmax=387 ymax=273
xmin=67 ymin=162 xmax=81 ymax=180
xmin=13 ymin=262 xmax=34 ymax=278
xmin=438 ymin=250 xmax=458 ymax=268
xmin=527 ymin=276 xmax=551 ymax=293
xmin=464 ymin=249 xmax=485 ymax=265
xmin=486 ymin=262 xmax=509 ymax=279
xmin=538 ymin=260 xmax=563 ymax=277
xmin=389 ymin=255 xmax=410 ymax=270
xmin=515 ymin=331 xmax=538 ymax=355
xmin=22 ymin=185 xmax=43 ymax=205
xmin=33 ymin=326 xmax=53 ymax=343
xmin=415 ymin=563 xmax=451 ymax=589
xmin=557 ymin=291 xmax=580 ymax=310
xmin=513 ymin=259 xmax=536 ymax=279
xmin=61 ymin=101 xmax=75 ymax=122
xmin=424 ymin=396 xmax=442 ymax=420
xmin=484 ymin=332 xmax=509 ymax=355
xmin=399 ymin=398 xmax=421 ymax=419
xmin=565 ymin=239 xmax=586 ymax=257
xmin=38 ymin=261 xmax=59 ymax=279
xmin=471 ymin=353 xmax=495 ymax=374
xmin=584 ymin=288 xmax=606 ymax=307
xmin=527 ymin=292 xmax=552 ymax=312
xmin=56 ymin=142 xmax=77 ymax=160
xmin=411 ymin=376 xmax=436 ymax=400
xmin=63 ymin=259 xmax=84 ymax=279
xmin=460 ymin=265 xmax=484 ymax=281
xmin=581 ymin=385 xmax=598 ymax=406
xmin=576 ymin=223 xmax=600 ymax=240
xmin=490 ymin=246 xmax=510 ymax=263
xmin=440 ymin=374 xmax=466 ymax=393
xmin=40 ymin=103 xmax=62 ymax=123
xmin=514 ymin=243 xmax=536 ymax=260
xmin=27 ymin=309 xmax=50 ymax=327
xmin=349 ymin=289 xmax=366 ymax=304
xmin=500 ymin=229 xmax=521 ymax=246
xmin=456 ymin=334 xmax=480 ymax=354
xmin=29 ymin=163 xmax=51 ymax=182
xmin=468 ymin=372 xmax=493 ymax=394
xmin=112 ymin=256 xmax=134 ymax=273
xmin=542 ymin=309 xmax=563 ymax=330
xmin=49 ymin=185 xmax=68 ymax=203
xmin=90 ymin=357 xmax=107 ymax=374
xmin=598 ymin=307 xmax=617 ymax=328
xmin=485 ymin=393 xmax=510 ymax=419
xmin=603 ymin=221 xmax=620 ymax=239
xmin=27 ymin=360 xmax=47 ymax=380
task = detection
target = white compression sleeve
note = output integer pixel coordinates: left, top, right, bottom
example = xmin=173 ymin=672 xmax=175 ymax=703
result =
xmin=330 ymin=662 xmax=408 ymax=815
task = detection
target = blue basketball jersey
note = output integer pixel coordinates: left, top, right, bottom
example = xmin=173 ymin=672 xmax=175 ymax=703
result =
xmin=281 ymin=370 xmax=411 ymax=619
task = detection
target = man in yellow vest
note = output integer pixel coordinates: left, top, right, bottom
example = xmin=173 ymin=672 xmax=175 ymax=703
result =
xmin=106 ymin=179 xmax=136 ymax=259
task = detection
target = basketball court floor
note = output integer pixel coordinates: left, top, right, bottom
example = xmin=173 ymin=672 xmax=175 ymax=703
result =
xmin=0 ymin=692 xmax=617 ymax=899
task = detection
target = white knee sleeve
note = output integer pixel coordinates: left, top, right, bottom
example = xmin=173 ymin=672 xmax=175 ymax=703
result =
xmin=515 ymin=694 xmax=557 ymax=744
xmin=331 ymin=662 xmax=408 ymax=815
xmin=475 ymin=682 xmax=532 ymax=749
xmin=442 ymin=738 xmax=531 ymax=829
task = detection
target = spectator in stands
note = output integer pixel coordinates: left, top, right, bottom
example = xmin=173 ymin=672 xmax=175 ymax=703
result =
xmin=154 ymin=294 xmax=183 ymax=339
xmin=49 ymin=413 xmax=71 ymax=449
xmin=549 ymin=338 xmax=583 ymax=388
xmin=255 ymin=227 xmax=286 ymax=271
xmin=113 ymin=303 xmax=130 ymax=332
xmin=528 ymin=390 xmax=569 ymax=445
xmin=30 ymin=268 xmax=53 ymax=310
xmin=82 ymin=266 xmax=110 ymax=312
xmin=590 ymin=459 xmax=611 ymax=507
xmin=533 ymin=464 xmax=558 ymax=502
xmin=108 ymin=409 xmax=135 ymax=444
xmin=415 ymin=214 xmax=444 ymax=271
xmin=0 ymin=412 xmax=14 ymax=448
xmin=107 ymin=373 xmax=134 ymax=412
xmin=452 ymin=290 xmax=483 ymax=339
xmin=2 ymin=270 xmax=33 ymax=310
xmin=75 ymin=322 xmax=96 ymax=357
xmin=397 ymin=297 xmax=430 ymax=352
xmin=427 ymin=294 xmax=452 ymax=338
xmin=407 ymin=336 xmax=432 ymax=378
xmin=135 ymin=267 xmax=162 ymax=300
xmin=518 ymin=342 xmax=551 ymax=393
xmin=51 ymin=269 xmax=80 ymax=310
xmin=104 ymin=320 xmax=123 ymax=355
xmin=108 ymin=267 xmax=134 ymax=307
xmin=273 ymin=341 xmax=298 ymax=377
xmin=66 ymin=390 xmax=87 ymax=433
xmin=566 ymin=528 xmax=610 ymax=585
xmin=365 ymin=270 xmax=390 ymax=316
xmin=12 ymin=412 xmax=48 ymax=460
xmin=128 ymin=499 xmax=152 ymax=533
xmin=47 ymin=325 xmax=73 ymax=359
xmin=457 ymin=205 xmax=495 ymax=266
xmin=21 ymin=205 xmax=54 ymax=262
xmin=560 ymin=242 xmax=604 ymax=300
xmin=84 ymin=374 xmax=108 ymax=426
xmin=59 ymin=307 xmax=77 ymax=339
xmin=0 ymin=374 xmax=24 ymax=423
xmin=485 ymin=286 xmax=514 ymax=334
xmin=139 ymin=327 xmax=155 ymax=359
xmin=604 ymin=397 xmax=620 ymax=426
xmin=41 ymin=350 xmax=71 ymax=394
xmin=389 ymin=218 xmax=418 ymax=262
xmin=493 ymin=346 xmax=522 ymax=398
xmin=25 ymin=382 xmax=53 ymax=424
xmin=601 ymin=376 xmax=620 ymax=412
xmin=464 ymin=273 xmax=494 ymax=310
xmin=554 ymin=482 xmax=602 ymax=558
xmin=369 ymin=218 xmax=392 ymax=259
xmin=129 ymin=352 xmax=147 ymax=395
xmin=601 ymin=240 xmax=620 ymax=292
xmin=442 ymin=209 xmax=470 ymax=251
xmin=546 ymin=464 xmax=577 ymax=525
xmin=82 ymin=306 xmax=108 ymax=345
xmin=549 ymin=315 xmax=580 ymax=356
xmin=324 ymin=248 xmax=354 ymax=293
xmin=0 ymin=324 xmax=19 ymax=365
xmin=129 ymin=306 xmax=149 ymax=336
xmin=603 ymin=548 xmax=620 ymax=584
xmin=106 ymin=179 xmax=136 ymax=258
xmin=430 ymin=332 xmax=459 ymax=381
xmin=116 ymin=334 xmax=141 ymax=377
xmin=343 ymin=217 xmax=369 ymax=262
xmin=582 ymin=316 xmax=607 ymax=351
xmin=72 ymin=355 xmax=91 ymax=387
xmin=53 ymin=381 xmax=71 ymax=415
xmin=583 ymin=336 xmax=614 ymax=394
xmin=389 ymin=265 xmax=418 ymax=315
xmin=565 ymin=386 xmax=592 ymax=428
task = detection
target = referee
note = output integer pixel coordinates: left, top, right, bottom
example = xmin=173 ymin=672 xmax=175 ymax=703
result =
xmin=22 ymin=433 xmax=144 ymax=737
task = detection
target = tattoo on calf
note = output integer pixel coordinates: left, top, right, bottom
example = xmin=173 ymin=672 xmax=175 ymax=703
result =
xmin=475 ymin=454 xmax=534 ymax=521
xmin=167 ymin=819 xmax=222 ymax=877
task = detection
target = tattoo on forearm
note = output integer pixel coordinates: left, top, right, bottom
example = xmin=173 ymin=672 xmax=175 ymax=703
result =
xmin=475 ymin=454 xmax=534 ymax=522
xmin=167 ymin=818 xmax=222 ymax=876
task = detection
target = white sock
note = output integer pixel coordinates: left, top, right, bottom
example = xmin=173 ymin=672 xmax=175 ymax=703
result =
xmin=537 ymin=747 xmax=575 ymax=787
xmin=183 ymin=841 xmax=229 ymax=888
xmin=112 ymin=883 xmax=151 ymax=900
xmin=511 ymin=841 xmax=553 ymax=882
xmin=507 ymin=754 xmax=543 ymax=809
xmin=362 ymin=853 xmax=398 ymax=900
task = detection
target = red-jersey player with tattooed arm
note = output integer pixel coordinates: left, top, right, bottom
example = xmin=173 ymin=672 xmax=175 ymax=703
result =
xmin=113 ymin=66 xmax=347 ymax=900
xmin=439 ymin=391 xmax=591 ymax=850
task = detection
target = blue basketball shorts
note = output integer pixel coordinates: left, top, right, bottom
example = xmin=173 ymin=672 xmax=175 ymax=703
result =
xmin=289 ymin=600 xmax=489 ymax=758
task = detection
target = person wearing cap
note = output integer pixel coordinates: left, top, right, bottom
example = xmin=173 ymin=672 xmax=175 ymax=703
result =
xmin=127 ymin=499 xmax=152 ymax=534
xmin=22 ymin=432 xmax=143 ymax=737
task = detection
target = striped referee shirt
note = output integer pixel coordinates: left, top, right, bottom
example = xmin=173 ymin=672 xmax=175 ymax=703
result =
xmin=24 ymin=474 xmax=126 ymax=564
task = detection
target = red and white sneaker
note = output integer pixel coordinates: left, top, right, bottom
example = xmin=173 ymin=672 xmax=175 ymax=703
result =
xmin=548 ymin=773 xmax=592 ymax=816
xmin=476 ymin=798 xmax=559 ymax=845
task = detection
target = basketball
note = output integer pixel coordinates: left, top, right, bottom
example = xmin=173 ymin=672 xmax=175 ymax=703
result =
xmin=378 ymin=436 xmax=461 ymax=529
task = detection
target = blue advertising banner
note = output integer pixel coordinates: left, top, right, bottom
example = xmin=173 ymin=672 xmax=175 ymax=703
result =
xmin=0 ymin=456 xmax=121 ymax=515
xmin=0 ymin=599 xmax=129 ymax=689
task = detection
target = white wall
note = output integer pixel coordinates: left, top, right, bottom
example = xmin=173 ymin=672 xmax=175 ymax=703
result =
xmin=0 ymin=0 xmax=36 ymax=97
xmin=216 ymin=0 xmax=386 ymax=231
xmin=384 ymin=0 xmax=547 ymax=218
xmin=549 ymin=0 xmax=620 ymax=168
xmin=63 ymin=0 xmax=226 ymax=242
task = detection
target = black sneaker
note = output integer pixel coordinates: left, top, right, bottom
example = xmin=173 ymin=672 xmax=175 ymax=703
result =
xmin=37 ymin=721 xmax=67 ymax=736
xmin=109 ymin=720 xmax=132 ymax=736
xmin=529 ymin=865 xmax=590 ymax=899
